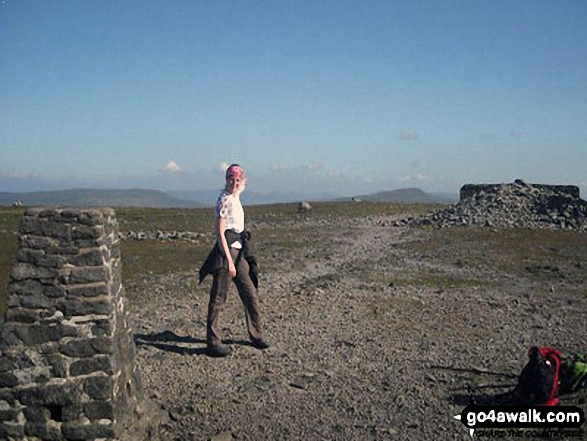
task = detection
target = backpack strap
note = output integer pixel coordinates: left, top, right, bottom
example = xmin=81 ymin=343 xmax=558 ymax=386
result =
xmin=535 ymin=347 xmax=562 ymax=406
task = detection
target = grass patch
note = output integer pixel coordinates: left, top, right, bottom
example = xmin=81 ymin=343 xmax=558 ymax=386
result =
xmin=246 ymin=201 xmax=442 ymax=223
xmin=359 ymin=266 xmax=494 ymax=290
xmin=117 ymin=207 xmax=214 ymax=234
xmin=399 ymin=227 xmax=587 ymax=284
xmin=121 ymin=240 xmax=210 ymax=284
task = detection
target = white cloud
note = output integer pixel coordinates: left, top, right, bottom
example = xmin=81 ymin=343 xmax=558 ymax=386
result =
xmin=399 ymin=130 xmax=420 ymax=141
xmin=399 ymin=174 xmax=429 ymax=182
xmin=162 ymin=161 xmax=183 ymax=173
xmin=217 ymin=162 xmax=230 ymax=173
xmin=304 ymin=163 xmax=324 ymax=174
xmin=327 ymin=170 xmax=342 ymax=177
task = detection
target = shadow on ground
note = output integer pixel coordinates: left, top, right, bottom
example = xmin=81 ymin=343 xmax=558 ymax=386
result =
xmin=134 ymin=330 xmax=254 ymax=356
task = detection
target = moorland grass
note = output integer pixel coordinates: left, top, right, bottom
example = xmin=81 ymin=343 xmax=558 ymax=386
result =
xmin=397 ymin=227 xmax=587 ymax=285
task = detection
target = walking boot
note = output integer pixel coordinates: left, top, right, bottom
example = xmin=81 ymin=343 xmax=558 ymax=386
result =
xmin=208 ymin=343 xmax=231 ymax=357
xmin=251 ymin=338 xmax=270 ymax=350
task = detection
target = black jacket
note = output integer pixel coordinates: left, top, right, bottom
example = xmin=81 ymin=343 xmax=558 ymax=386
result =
xmin=198 ymin=229 xmax=259 ymax=288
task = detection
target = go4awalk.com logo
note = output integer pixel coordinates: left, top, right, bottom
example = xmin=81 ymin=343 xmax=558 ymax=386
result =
xmin=454 ymin=405 xmax=584 ymax=438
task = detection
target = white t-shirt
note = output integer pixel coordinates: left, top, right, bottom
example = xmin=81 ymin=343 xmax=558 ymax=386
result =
xmin=215 ymin=189 xmax=244 ymax=249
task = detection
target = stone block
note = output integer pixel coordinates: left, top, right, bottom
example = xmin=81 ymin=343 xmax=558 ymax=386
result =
xmin=39 ymin=341 xmax=60 ymax=355
xmin=5 ymin=307 xmax=41 ymax=324
xmin=22 ymin=406 xmax=51 ymax=422
xmin=38 ymin=209 xmax=60 ymax=219
xmin=63 ymin=297 xmax=112 ymax=317
xmin=67 ymin=282 xmax=108 ymax=298
xmin=77 ymin=209 xmax=105 ymax=226
xmin=19 ymin=217 xmax=44 ymax=235
xmin=61 ymin=421 xmax=115 ymax=440
xmin=46 ymin=244 xmax=79 ymax=255
xmin=70 ymin=355 xmax=114 ymax=376
xmin=11 ymin=262 xmax=59 ymax=281
xmin=0 ymin=358 xmax=17 ymax=373
xmin=0 ymin=421 xmax=25 ymax=438
xmin=23 ymin=406 xmax=50 ymax=421
xmin=15 ymin=247 xmax=44 ymax=264
xmin=0 ymin=389 xmax=14 ymax=403
xmin=0 ymin=407 xmax=19 ymax=422
xmin=9 ymin=323 xmax=77 ymax=346
xmin=9 ymin=279 xmax=44 ymax=296
xmin=61 ymin=402 xmax=84 ymax=422
xmin=19 ymin=234 xmax=58 ymax=250
xmin=0 ymin=372 xmax=19 ymax=388
xmin=1 ymin=327 xmax=24 ymax=346
xmin=69 ymin=266 xmax=109 ymax=285
xmin=90 ymin=337 xmax=114 ymax=354
xmin=75 ymin=238 xmax=107 ymax=248
xmin=20 ymin=217 xmax=72 ymax=240
xmin=4 ymin=292 xmax=21 ymax=307
xmin=85 ymin=400 xmax=115 ymax=420
xmin=17 ymin=248 xmax=67 ymax=268
xmin=24 ymin=421 xmax=62 ymax=440
xmin=59 ymin=209 xmax=80 ymax=221
xmin=84 ymin=375 xmax=113 ymax=400
xmin=73 ymin=225 xmax=104 ymax=241
xmin=20 ymin=293 xmax=54 ymax=309
xmin=46 ymin=354 xmax=68 ymax=378
xmin=44 ymin=284 xmax=66 ymax=298
xmin=92 ymin=319 xmax=114 ymax=337
xmin=69 ymin=248 xmax=106 ymax=267
xmin=60 ymin=339 xmax=97 ymax=358
xmin=17 ymin=382 xmax=82 ymax=406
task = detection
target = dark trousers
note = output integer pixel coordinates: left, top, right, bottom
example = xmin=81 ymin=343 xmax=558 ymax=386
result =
xmin=206 ymin=247 xmax=264 ymax=347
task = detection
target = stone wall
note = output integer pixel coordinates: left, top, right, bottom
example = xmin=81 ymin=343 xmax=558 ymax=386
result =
xmin=460 ymin=180 xmax=580 ymax=201
xmin=0 ymin=208 xmax=148 ymax=440
xmin=406 ymin=180 xmax=587 ymax=230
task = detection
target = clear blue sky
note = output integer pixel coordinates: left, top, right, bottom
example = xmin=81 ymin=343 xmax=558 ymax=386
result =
xmin=1 ymin=1 xmax=586 ymax=197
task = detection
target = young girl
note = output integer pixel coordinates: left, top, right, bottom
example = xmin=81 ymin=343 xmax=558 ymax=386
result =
xmin=200 ymin=164 xmax=269 ymax=357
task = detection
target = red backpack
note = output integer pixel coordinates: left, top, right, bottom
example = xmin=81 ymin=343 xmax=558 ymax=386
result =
xmin=514 ymin=346 xmax=562 ymax=406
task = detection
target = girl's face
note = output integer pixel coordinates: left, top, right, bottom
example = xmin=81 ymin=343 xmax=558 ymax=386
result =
xmin=227 ymin=175 xmax=246 ymax=194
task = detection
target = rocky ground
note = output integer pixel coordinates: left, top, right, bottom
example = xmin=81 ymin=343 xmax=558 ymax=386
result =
xmin=126 ymin=207 xmax=587 ymax=441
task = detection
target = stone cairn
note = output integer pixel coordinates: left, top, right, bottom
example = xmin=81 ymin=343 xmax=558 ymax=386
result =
xmin=0 ymin=208 xmax=154 ymax=440
xmin=404 ymin=180 xmax=587 ymax=231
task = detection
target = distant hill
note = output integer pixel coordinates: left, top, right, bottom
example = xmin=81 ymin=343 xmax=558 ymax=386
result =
xmin=165 ymin=189 xmax=344 ymax=206
xmin=0 ymin=189 xmax=201 ymax=208
xmin=346 ymin=188 xmax=452 ymax=204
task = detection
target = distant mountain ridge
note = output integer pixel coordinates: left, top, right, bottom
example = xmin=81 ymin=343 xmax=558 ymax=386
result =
xmin=0 ymin=187 xmax=455 ymax=208
xmin=166 ymin=189 xmax=344 ymax=206
xmin=0 ymin=189 xmax=200 ymax=208
xmin=347 ymin=188 xmax=452 ymax=203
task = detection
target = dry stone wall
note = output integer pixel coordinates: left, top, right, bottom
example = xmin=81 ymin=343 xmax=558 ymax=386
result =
xmin=0 ymin=208 xmax=149 ymax=440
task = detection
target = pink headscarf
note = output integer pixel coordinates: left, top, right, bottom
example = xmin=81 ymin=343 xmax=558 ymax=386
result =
xmin=225 ymin=164 xmax=245 ymax=181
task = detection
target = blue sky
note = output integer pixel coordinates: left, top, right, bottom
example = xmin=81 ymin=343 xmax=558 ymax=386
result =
xmin=1 ymin=1 xmax=586 ymax=198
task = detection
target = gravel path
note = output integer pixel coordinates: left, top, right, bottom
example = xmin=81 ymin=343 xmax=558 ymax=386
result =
xmin=129 ymin=217 xmax=587 ymax=440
